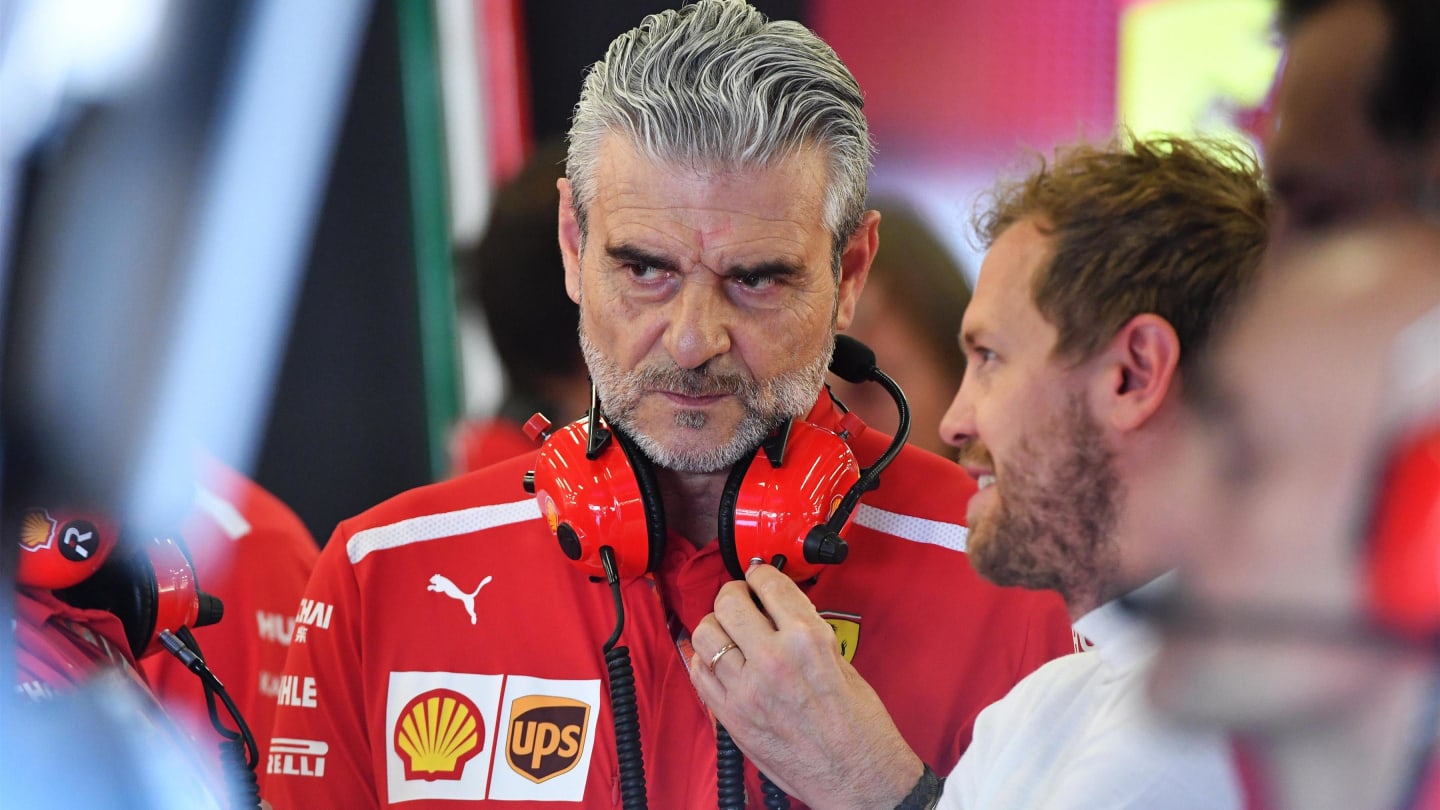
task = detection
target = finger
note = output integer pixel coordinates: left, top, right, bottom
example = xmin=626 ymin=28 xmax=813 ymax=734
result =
xmin=690 ymin=613 xmax=731 ymax=663
xmin=691 ymin=613 xmax=748 ymax=678
xmin=707 ymin=640 xmax=745 ymax=678
xmin=713 ymin=580 xmax=778 ymax=646
xmin=743 ymin=563 xmax=822 ymax=629
xmin=690 ymin=654 xmax=723 ymax=701
xmin=689 ymin=657 xmax=742 ymax=728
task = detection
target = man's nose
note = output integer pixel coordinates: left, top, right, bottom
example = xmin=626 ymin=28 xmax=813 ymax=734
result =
xmin=939 ymin=373 xmax=977 ymax=452
xmin=663 ymin=281 xmax=732 ymax=370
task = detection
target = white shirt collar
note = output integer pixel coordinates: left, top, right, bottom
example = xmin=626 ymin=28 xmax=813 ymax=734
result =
xmin=1072 ymin=572 xmax=1175 ymax=674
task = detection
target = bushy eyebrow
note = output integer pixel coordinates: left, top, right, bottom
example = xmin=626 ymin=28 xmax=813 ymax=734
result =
xmin=725 ymin=260 xmax=804 ymax=280
xmin=604 ymin=242 xmax=805 ymax=280
xmin=605 ymin=242 xmax=678 ymax=273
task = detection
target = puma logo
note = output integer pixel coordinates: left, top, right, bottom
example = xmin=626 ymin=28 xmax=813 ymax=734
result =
xmin=427 ymin=574 xmax=493 ymax=625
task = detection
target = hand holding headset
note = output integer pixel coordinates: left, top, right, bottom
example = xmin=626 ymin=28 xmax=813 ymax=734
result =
xmin=521 ymin=335 xmax=911 ymax=810
xmin=522 ymin=334 xmax=911 ymax=582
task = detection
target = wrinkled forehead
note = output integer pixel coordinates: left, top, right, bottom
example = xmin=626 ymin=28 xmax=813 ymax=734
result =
xmin=592 ymin=134 xmax=828 ymax=204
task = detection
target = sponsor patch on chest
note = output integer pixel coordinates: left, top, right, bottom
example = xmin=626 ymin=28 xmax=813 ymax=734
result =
xmin=385 ymin=671 xmax=600 ymax=803
xmin=819 ymin=610 xmax=862 ymax=663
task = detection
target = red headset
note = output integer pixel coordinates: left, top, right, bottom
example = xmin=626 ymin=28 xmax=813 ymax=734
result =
xmin=14 ymin=507 xmax=224 ymax=659
xmin=523 ymin=335 xmax=909 ymax=582
xmin=1363 ymin=300 xmax=1440 ymax=645
xmin=1365 ymin=417 xmax=1440 ymax=642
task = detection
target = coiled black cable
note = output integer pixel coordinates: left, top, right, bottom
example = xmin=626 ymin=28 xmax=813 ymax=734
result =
xmin=605 ymin=645 xmax=646 ymax=808
xmin=760 ymin=771 xmax=791 ymax=809
xmin=600 ymin=547 xmax=647 ymax=809
xmin=218 ymin=736 xmax=262 ymax=809
xmin=160 ymin=627 xmax=262 ymax=809
xmin=717 ymin=724 xmax=793 ymax=809
xmin=715 ymin=724 xmax=746 ymax=810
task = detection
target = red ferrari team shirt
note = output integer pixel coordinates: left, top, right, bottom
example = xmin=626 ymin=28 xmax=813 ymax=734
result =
xmin=265 ymin=395 xmax=1074 ymax=808
xmin=15 ymin=586 xmax=143 ymax=699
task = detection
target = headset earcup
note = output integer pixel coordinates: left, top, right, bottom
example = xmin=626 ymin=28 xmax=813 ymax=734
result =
xmin=612 ymin=428 xmax=668 ymax=575
xmin=723 ymin=421 xmax=861 ymax=582
xmin=717 ymin=453 xmax=759 ymax=580
xmin=1366 ymin=423 xmax=1440 ymax=639
xmin=54 ymin=540 xmax=157 ymax=660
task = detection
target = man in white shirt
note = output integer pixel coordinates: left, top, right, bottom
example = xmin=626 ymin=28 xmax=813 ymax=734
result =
xmin=687 ymin=135 xmax=1269 ymax=809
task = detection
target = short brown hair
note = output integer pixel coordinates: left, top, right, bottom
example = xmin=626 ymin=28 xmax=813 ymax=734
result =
xmin=975 ymin=136 xmax=1270 ymax=375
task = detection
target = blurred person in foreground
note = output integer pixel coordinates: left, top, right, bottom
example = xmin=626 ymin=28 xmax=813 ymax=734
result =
xmin=1265 ymin=0 xmax=1439 ymax=246
xmin=449 ymin=142 xmax=590 ymax=474
xmin=15 ymin=509 xmax=159 ymax=700
xmin=1148 ymin=221 xmax=1440 ymax=810
xmin=265 ymin=2 xmax=1072 ymax=806
xmin=690 ymin=135 xmax=1268 ymax=809
xmin=14 ymin=453 xmax=316 ymax=807
xmin=12 ymin=505 xmax=228 ymax=806
xmin=832 ymin=198 xmax=971 ymax=460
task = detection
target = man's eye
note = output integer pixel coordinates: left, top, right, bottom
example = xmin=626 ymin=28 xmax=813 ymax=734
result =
xmin=973 ymin=348 xmax=997 ymax=366
xmin=735 ymin=272 xmax=777 ymax=290
xmin=628 ymin=263 xmax=665 ymax=280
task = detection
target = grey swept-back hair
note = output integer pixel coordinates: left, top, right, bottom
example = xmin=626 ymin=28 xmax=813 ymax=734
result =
xmin=566 ymin=0 xmax=873 ymax=271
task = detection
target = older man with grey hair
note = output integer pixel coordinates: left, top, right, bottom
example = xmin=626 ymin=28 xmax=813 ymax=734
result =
xmin=265 ymin=2 xmax=1071 ymax=807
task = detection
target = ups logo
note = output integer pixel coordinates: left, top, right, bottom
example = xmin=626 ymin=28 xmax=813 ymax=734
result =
xmin=506 ymin=695 xmax=591 ymax=783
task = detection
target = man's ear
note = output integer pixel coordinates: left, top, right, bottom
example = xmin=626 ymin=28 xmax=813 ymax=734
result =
xmin=1092 ymin=313 xmax=1181 ymax=432
xmin=558 ymin=178 xmax=583 ymax=304
xmin=834 ymin=210 xmax=880 ymax=331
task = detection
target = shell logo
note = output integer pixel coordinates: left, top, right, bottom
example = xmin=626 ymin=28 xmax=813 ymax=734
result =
xmin=20 ymin=510 xmax=56 ymax=551
xmin=544 ymin=496 xmax=559 ymax=534
xmin=394 ymin=688 xmax=484 ymax=781
xmin=827 ymin=495 xmax=844 ymax=520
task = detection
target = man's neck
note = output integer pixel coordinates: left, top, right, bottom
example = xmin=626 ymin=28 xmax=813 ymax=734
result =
xmin=1058 ymin=544 xmax=1145 ymax=623
xmin=1258 ymin=663 xmax=1435 ymax=810
xmin=656 ymin=467 xmax=730 ymax=549
xmin=1066 ymin=503 xmax=1177 ymax=622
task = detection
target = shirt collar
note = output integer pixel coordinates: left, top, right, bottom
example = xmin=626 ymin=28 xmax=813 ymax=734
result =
xmin=807 ymin=386 xmax=867 ymax=439
xmin=1073 ymin=572 xmax=1176 ymax=673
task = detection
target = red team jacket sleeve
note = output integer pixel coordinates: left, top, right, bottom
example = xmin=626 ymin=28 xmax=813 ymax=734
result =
xmin=263 ymin=525 xmax=376 ymax=809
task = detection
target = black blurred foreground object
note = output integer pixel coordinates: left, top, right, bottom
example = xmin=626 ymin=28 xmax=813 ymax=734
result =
xmin=1 ymin=0 xmax=370 ymax=804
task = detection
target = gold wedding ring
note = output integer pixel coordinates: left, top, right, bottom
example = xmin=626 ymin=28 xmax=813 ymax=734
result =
xmin=707 ymin=642 xmax=740 ymax=673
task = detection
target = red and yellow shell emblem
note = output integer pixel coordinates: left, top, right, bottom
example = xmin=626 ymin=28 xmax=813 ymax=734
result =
xmin=394 ymin=688 xmax=484 ymax=781
xmin=543 ymin=496 xmax=559 ymax=534
xmin=19 ymin=510 xmax=57 ymax=551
